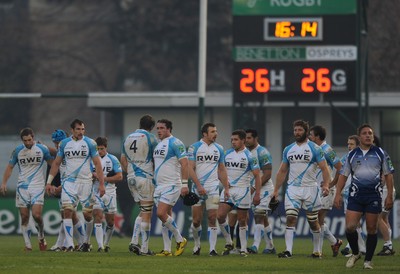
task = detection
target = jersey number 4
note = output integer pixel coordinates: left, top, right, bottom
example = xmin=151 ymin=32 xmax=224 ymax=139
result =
xmin=129 ymin=140 xmax=138 ymax=153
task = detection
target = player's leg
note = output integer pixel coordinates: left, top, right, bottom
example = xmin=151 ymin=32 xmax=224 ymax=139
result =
xmin=237 ymin=208 xmax=249 ymax=256
xmin=139 ymin=201 xmax=154 ymax=255
xmin=307 ymin=209 xmax=322 ymax=257
xmin=19 ymin=206 xmax=32 ymax=250
xmin=263 ymin=214 xmax=276 ymax=253
xmin=31 ymin=203 xmax=47 ymax=251
xmin=191 ymin=203 xmax=204 ymax=255
xmin=205 ymin=194 xmax=219 ymax=255
xmin=93 ymin=208 xmax=104 ymax=251
xmin=217 ymin=189 xmax=234 ymax=254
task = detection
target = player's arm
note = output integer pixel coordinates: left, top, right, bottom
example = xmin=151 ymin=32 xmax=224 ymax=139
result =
xmin=120 ymin=155 xmax=128 ymax=173
xmin=383 ymin=173 xmax=394 ymax=211
xmin=252 ymin=168 xmax=261 ymax=205
xmin=329 ymin=161 xmax=342 ymax=188
xmin=180 ymin=157 xmax=189 ymax=196
xmin=318 ymin=160 xmax=330 ymax=196
xmin=333 ymin=174 xmax=347 ymax=209
xmin=46 ymin=155 xmax=62 ymax=195
xmin=272 ymin=162 xmax=288 ymax=199
xmin=218 ymin=162 xmax=230 ymax=199
xmin=92 ymin=156 xmax=105 ymax=197
xmin=0 ymin=164 xmax=14 ymax=196
xmin=261 ymin=163 xmax=272 ymax=185
xmin=188 ymin=160 xmax=205 ymax=195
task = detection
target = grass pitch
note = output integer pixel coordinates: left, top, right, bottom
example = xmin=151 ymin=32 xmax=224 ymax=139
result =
xmin=0 ymin=235 xmax=399 ymax=273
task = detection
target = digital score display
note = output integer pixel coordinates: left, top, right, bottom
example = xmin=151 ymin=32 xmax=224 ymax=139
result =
xmin=264 ymin=17 xmax=322 ymax=41
xmin=232 ymin=0 xmax=359 ymax=103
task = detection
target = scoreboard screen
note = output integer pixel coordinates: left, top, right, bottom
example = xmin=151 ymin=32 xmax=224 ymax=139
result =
xmin=232 ymin=0 xmax=359 ymax=103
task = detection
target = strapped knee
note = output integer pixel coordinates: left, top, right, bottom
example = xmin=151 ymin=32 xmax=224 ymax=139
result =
xmin=140 ymin=203 xmax=154 ymax=212
xmin=205 ymin=195 xmax=219 ymax=210
xmin=306 ymin=210 xmax=319 ymax=223
xmin=286 ymin=208 xmax=299 ymax=218
xmin=254 ymin=208 xmax=267 ymax=216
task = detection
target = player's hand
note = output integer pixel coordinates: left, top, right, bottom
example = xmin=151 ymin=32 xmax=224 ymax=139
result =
xmin=333 ymin=194 xmax=342 ymax=209
xmin=384 ymin=196 xmax=393 ymax=211
xmin=253 ymin=193 xmax=261 ymax=206
xmin=321 ymin=186 xmax=329 ymax=197
xmin=223 ymin=188 xmax=230 ymax=201
xmin=45 ymin=184 xmax=54 ymax=196
xmin=0 ymin=184 xmax=7 ymax=196
xmin=181 ymin=185 xmax=189 ymax=196
xmin=99 ymin=184 xmax=106 ymax=197
xmin=197 ymin=185 xmax=206 ymax=196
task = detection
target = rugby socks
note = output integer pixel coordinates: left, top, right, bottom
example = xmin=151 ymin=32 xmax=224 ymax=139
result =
xmin=63 ymin=219 xmax=74 ymax=248
xmin=21 ymin=225 xmax=32 ymax=249
xmin=85 ymin=219 xmax=93 ymax=243
xmin=285 ymin=226 xmax=295 ymax=254
xmin=164 ymin=216 xmax=183 ymax=243
xmin=208 ymin=227 xmax=218 ymax=252
xmin=34 ymin=221 xmax=45 ymax=240
xmin=219 ymin=221 xmax=233 ymax=245
xmin=253 ymin=224 xmax=264 ymax=249
xmin=357 ymin=227 xmax=366 ymax=253
xmin=235 ymin=225 xmax=241 ymax=249
xmin=323 ymin=223 xmax=337 ymax=245
xmin=131 ymin=216 xmax=142 ymax=245
xmin=311 ymin=229 xmax=321 ymax=253
xmin=229 ymin=225 xmax=235 ymax=244
xmin=161 ymin=224 xmax=172 ymax=252
xmin=239 ymin=226 xmax=248 ymax=252
xmin=55 ymin=221 xmax=65 ymax=248
xmin=264 ymin=225 xmax=274 ymax=249
xmin=104 ymin=225 xmax=114 ymax=246
xmin=140 ymin=222 xmax=150 ymax=253
xmin=94 ymin=223 xmax=104 ymax=249
xmin=74 ymin=220 xmax=85 ymax=246
xmin=365 ymin=233 xmax=378 ymax=262
xmin=346 ymin=230 xmax=359 ymax=255
xmin=191 ymin=223 xmax=202 ymax=249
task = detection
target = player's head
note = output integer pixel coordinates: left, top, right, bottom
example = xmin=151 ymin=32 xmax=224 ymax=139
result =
xmin=156 ymin=119 xmax=173 ymax=140
xmin=70 ymin=119 xmax=85 ymax=140
xmin=201 ymin=122 xmax=217 ymax=143
xmin=293 ymin=119 xmax=309 ymax=143
xmin=309 ymin=125 xmax=326 ymax=143
xmin=20 ymin=127 xmax=35 ymax=149
xmin=347 ymin=135 xmax=359 ymax=151
xmin=231 ymin=129 xmax=246 ymax=151
xmin=51 ymin=129 xmax=68 ymax=148
xmin=245 ymin=128 xmax=259 ymax=149
xmin=357 ymin=123 xmax=374 ymax=147
xmin=95 ymin=137 xmax=108 ymax=156
xmin=140 ymin=114 xmax=155 ymax=131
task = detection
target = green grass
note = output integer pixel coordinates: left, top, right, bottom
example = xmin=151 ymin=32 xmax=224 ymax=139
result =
xmin=0 ymin=235 xmax=399 ymax=274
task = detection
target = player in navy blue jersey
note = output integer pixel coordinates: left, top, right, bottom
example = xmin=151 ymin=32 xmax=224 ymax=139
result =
xmin=334 ymin=124 xmax=394 ymax=269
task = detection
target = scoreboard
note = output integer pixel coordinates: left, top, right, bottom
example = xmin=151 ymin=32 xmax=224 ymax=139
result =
xmin=232 ymin=0 xmax=360 ymax=103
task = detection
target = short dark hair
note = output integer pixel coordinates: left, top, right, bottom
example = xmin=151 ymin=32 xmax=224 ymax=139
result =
xmin=201 ymin=122 xmax=216 ymax=134
xmin=157 ymin=119 xmax=173 ymax=131
xmin=232 ymin=129 xmax=246 ymax=140
xmin=293 ymin=119 xmax=309 ymax=133
xmin=140 ymin=114 xmax=155 ymax=131
xmin=95 ymin=137 xmax=108 ymax=147
xmin=20 ymin=128 xmax=34 ymax=139
xmin=245 ymin=128 xmax=258 ymax=138
xmin=310 ymin=125 xmax=326 ymax=141
xmin=357 ymin=123 xmax=373 ymax=136
xmin=348 ymin=135 xmax=360 ymax=146
xmin=70 ymin=119 xmax=84 ymax=129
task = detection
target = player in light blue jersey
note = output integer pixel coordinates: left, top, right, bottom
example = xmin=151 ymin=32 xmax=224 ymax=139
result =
xmin=1 ymin=128 xmax=53 ymax=251
xmin=339 ymin=135 xmax=366 ymax=257
xmin=334 ymin=124 xmax=394 ymax=269
xmin=188 ymin=122 xmax=229 ymax=256
xmin=273 ymin=120 xmax=331 ymax=259
xmin=309 ymin=125 xmax=343 ymax=256
xmin=121 ymin=114 xmax=158 ymax=255
xmin=245 ymin=129 xmax=276 ymax=255
xmin=92 ymin=137 xmax=123 ymax=252
xmin=153 ymin=119 xmax=188 ymax=256
xmin=217 ymin=129 xmax=261 ymax=258
xmin=46 ymin=119 xmax=105 ymax=252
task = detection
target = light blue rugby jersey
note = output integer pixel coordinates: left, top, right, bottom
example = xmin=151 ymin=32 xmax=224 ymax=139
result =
xmin=249 ymin=144 xmax=272 ymax=188
xmin=10 ymin=143 xmax=52 ymax=188
xmin=316 ymin=141 xmax=340 ymax=182
xmin=187 ymin=140 xmax=224 ymax=186
xmin=121 ymin=129 xmax=158 ymax=179
xmin=57 ymin=136 xmax=99 ymax=183
xmin=224 ymin=147 xmax=259 ymax=188
xmin=92 ymin=152 xmax=123 ymax=191
xmin=342 ymin=145 xmax=392 ymax=195
xmin=282 ymin=140 xmax=325 ymax=187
